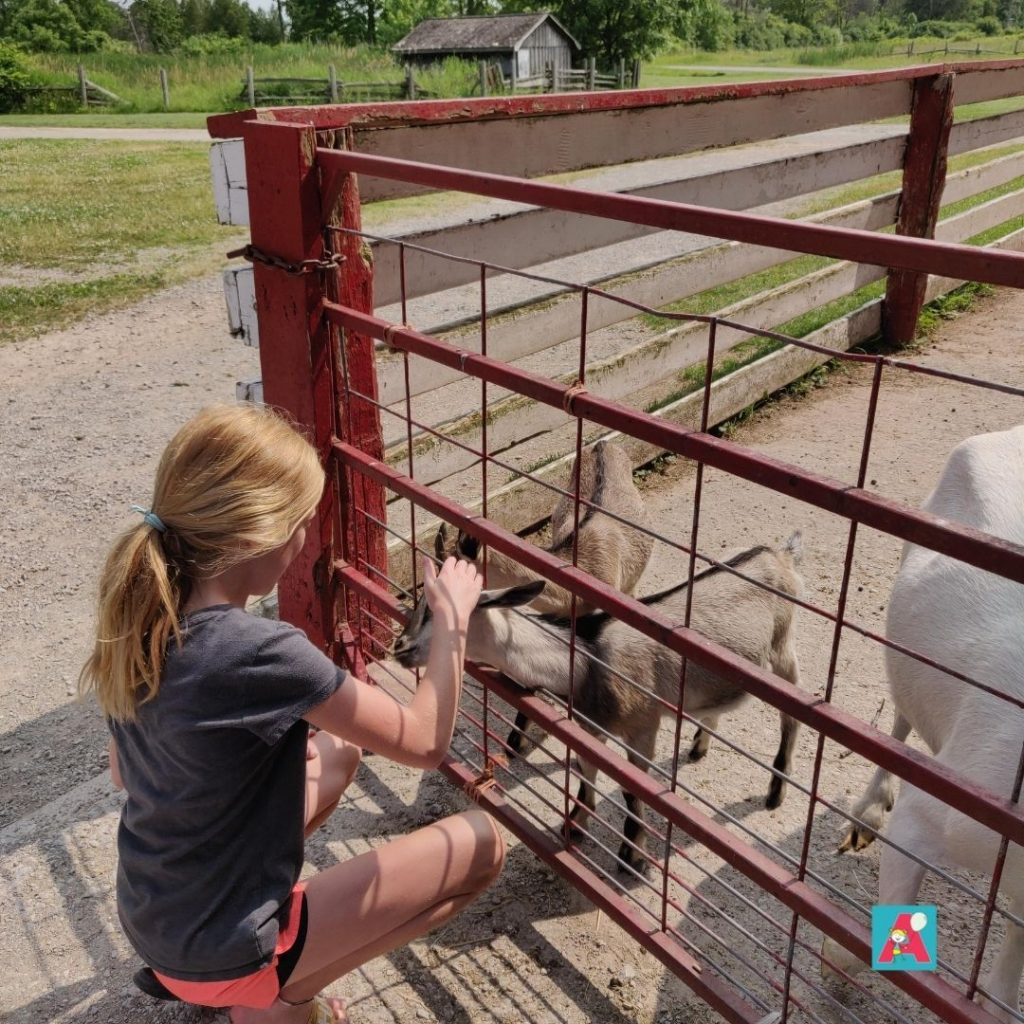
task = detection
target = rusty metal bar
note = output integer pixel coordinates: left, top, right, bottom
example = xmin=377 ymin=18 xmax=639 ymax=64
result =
xmin=333 ymin=440 xmax=1024 ymax=851
xmin=317 ymin=149 xmax=1024 ymax=287
xmin=327 ymin=304 xmax=1024 ymax=588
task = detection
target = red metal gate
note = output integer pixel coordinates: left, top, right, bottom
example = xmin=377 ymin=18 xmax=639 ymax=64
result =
xmin=209 ymin=66 xmax=1024 ymax=1024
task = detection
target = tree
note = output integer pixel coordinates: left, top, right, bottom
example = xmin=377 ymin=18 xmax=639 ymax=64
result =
xmin=555 ymin=0 xmax=675 ymax=65
xmin=207 ymin=0 xmax=250 ymax=36
xmin=285 ymin=0 xmax=382 ymax=42
xmin=249 ymin=5 xmax=284 ymax=41
xmin=130 ymin=0 xmax=182 ymax=50
xmin=8 ymin=0 xmax=93 ymax=49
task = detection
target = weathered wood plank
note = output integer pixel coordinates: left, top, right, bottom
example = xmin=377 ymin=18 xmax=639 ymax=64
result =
xmin=371 ymin=131 xmax=907 ymax=306
xmin=952 ymin=65 xmax=1024 ymax=106
xmin=222 ymin=266 xmax=259 ymax=346
xmin=209 ymin=138 xmax=248 ymax=226
xmin=385 ymin=256 xmax=888 ymax=487
xmin=353 ymin=83 xmax=912 ymax=202
xmin=936 ymin=186 xmax=1024 ymax=242
xmin=948 ymin=108 xmax=1024 ymax=157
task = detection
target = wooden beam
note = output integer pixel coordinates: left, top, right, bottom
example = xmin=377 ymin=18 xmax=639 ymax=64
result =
xmin=883 ymin=73 xmax=955 ymax=346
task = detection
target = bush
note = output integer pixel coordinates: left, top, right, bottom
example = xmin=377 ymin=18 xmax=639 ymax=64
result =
xmin=0 ymin=42 xmax=33 ymax=112
xmin=910 ymin=18 xmax=972 ymax=37
xmin=733 ymin=11 xmax=805 ymax=49
xmin=975 ymin=14 xmax=1003 ymax=33
xmin=177 ymin=32 xmax=250 ymax=55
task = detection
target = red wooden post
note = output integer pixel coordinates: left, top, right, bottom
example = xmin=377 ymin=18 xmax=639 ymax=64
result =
xmin=882 ymin=73 xmax=954 ymax=346
xmin=241 ymin=119 xmax=386 ymax=667
xmin=320 ymin=128 xmax=388 ymax=670
xmin=242 ymin=120 xmax=337 ymax=653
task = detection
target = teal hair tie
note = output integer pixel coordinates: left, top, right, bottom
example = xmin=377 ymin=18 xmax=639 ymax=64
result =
xmin=130 ymin=504 xmax=166 ymax=534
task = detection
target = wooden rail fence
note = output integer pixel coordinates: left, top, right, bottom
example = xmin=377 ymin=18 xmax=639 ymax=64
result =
xmin=209 ymin=62 xmax=1024 ymax=567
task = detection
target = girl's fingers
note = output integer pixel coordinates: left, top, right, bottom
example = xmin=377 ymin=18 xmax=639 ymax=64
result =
xmin=422 ymin=556 xmax=437 ymax=583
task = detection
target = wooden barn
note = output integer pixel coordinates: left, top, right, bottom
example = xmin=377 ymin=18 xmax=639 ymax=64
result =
xmin=392 ymin=12 xmax=579 ymax=83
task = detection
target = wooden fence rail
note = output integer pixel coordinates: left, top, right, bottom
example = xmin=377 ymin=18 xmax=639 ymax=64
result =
xmin=20 ymin=64 xmax=121 ymax=108
xmin=210 ymin=62 xmax=1024 ymax=562
xmin=241 ymin=64 xmax=414 ymax=106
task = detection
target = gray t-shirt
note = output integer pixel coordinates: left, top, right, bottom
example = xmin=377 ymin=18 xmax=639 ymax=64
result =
xmin=109 ymin=605 xmax=345 ymax=981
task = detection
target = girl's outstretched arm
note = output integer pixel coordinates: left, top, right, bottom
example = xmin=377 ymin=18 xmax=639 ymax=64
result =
xmin=306 ymin=557 xmax=482 ymax=769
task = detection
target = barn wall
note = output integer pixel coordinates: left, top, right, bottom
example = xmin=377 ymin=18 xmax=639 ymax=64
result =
xmin=522 ymin=21 xmax=573 ymax=74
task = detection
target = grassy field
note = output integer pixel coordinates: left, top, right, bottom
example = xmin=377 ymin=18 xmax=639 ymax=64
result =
xmin=20 ymin=44 xmax=487 ymax=114
xmin=0 ymin=139 xmax=244 ymax=343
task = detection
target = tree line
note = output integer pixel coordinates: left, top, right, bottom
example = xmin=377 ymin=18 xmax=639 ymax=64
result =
xmin=1 ymin=0 xmax=1022 ymax=63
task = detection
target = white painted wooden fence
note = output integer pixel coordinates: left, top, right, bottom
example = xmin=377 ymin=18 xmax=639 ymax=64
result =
xmin=209 ymin=70 xmax=1024 ymax=566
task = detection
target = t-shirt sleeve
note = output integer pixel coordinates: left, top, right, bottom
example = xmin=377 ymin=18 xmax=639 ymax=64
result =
xmin=242 ymin=623 xmax=346 ymax=745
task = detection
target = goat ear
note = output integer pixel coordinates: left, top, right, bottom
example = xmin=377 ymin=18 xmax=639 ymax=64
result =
xmin=434 ymin=523 xmax=449 ymax=561
xmin=456 ymin=530 xmax=480 ymax=560
xmin=477 ymin=579 xmax=546 ymax=608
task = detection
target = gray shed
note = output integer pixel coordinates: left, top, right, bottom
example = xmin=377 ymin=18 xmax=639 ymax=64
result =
xmin=392 ymin=12 xmax=579 ymax=82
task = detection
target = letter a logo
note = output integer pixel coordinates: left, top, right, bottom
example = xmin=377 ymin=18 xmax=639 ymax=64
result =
xmin=871 ymin=905 xmax=937 ymax=971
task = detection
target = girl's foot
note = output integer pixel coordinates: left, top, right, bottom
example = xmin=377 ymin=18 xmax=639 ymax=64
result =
xmin=230 ymin=995 xmax=347 ymax=1024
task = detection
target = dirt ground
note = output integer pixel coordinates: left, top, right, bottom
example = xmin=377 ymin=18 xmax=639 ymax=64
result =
xmin=1 ymin=274 xmax=1022 ymax=1024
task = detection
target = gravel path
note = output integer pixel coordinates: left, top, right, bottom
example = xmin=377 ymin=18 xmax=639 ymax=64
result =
xmin=0 ymin=126 xmax=210 ymax=142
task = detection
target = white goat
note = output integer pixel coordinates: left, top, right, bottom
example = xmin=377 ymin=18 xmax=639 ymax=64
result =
xmin=822 ymin=425 xmax=1024 ymax=1022
xmin=395 ymin=534 xmax=804 ymax=874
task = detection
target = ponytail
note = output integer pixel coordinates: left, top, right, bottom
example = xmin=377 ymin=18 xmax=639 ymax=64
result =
xmin=79 ymin=403 xmax=325 ymax=722
xmin=79 ymin=523 xmax=184 ymax=721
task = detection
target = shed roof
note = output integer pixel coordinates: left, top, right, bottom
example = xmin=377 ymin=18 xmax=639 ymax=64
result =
xmin=393 ymin=12 xmax=579 ymax=55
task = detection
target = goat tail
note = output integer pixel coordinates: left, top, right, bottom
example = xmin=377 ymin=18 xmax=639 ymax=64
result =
xmin=784 ymin=530 xmax=804 ymax=564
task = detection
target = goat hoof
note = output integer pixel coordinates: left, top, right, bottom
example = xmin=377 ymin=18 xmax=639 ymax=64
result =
xmin=616 ymin=845 xmax=650 ymax=878
xmin=837 ymin=826 xmax=876 ymax=854
xmin=505 ymin=731 xmax=524 ymax=756
xmin=687 ymin=745 xmax=707 ymax=763
xmin=765 ymin=785 xmax=784 ymax=811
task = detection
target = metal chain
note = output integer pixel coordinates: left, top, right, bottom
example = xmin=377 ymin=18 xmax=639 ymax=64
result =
xmin=226 ymin=244 xmax=345 ymax=276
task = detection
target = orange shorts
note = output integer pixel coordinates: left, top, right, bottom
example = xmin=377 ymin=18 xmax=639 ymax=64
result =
xmin=153 ymin=882 xmax=307 ymax=1009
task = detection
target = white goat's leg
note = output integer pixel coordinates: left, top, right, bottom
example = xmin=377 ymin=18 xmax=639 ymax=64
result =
xmin=838 ymin=711 xmax=911 ymax=853
xmin=979 ymin=892 xmax=1024 ymax=1023
xmin=823 ymin=783 xmax=932 ymax=983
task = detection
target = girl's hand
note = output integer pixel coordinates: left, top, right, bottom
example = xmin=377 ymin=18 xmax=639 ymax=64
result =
xmin=422 ymin=556 xmax=482 ymax=629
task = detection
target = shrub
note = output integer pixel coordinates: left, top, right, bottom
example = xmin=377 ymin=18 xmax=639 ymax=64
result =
xmin=177 ymin=32 xmax=250 ymax=56
xmin=975 ymin=15 xmax=1003 ymax=34
xmin=0 ymin=42 xmax=33 ymax=112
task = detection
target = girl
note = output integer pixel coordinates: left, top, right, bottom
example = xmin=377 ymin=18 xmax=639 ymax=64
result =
xmin=80 ymin=404 xmax=504 ymax=1024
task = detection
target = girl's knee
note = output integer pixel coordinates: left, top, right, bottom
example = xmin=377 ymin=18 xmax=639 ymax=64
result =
xmin=458 ymin=808 xmax=506 ymax=884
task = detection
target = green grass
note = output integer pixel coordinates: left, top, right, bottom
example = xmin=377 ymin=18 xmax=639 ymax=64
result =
xmin=0 ymin=111 xmax=212 ymax=128
xmin=21 ymin=43 xmax=437 ymax=113
xmin=0 ymin=139 xmax=242 ymax=343
xmin=648 ymin=35 xmax=1024 ymax=75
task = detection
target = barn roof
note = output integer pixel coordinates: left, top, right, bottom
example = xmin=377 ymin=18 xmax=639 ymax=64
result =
xmin=392 ymin=12 xmax=579 ymax=55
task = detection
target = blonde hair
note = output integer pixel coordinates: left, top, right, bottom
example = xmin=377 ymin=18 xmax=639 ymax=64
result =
xmin=80 ymin=404 xmax=325 ymax=722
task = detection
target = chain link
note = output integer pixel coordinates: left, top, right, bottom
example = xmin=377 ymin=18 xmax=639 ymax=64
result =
xmin=226 ymin=244 xmax=346 ymax=276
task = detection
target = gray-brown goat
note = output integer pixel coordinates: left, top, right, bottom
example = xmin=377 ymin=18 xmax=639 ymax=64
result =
xmin=395 ymin=533 xmax=804 ymax=874
xmin=435 ymin=438 xmax=654 ymax=756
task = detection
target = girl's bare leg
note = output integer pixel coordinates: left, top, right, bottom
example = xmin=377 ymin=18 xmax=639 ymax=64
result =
xmin=305 ymin=732 xmax=361 ymax=837
xmin=230 ymin=808 xmax=505 ymax=1024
